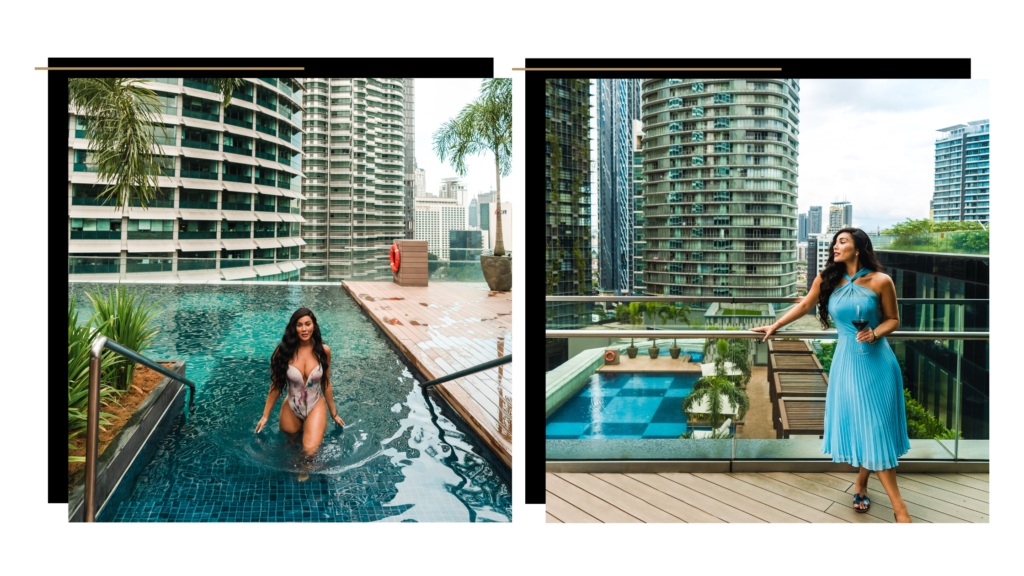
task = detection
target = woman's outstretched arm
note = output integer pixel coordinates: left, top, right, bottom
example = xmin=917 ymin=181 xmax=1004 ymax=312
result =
xmin=321 ymin=345 xmax=345 ymax=426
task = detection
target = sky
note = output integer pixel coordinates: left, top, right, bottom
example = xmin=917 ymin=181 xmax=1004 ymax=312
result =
xmin=413 ymin=78 xmax=511 ymax=203
xmin=589 ymin=78 xmax=989 ymax=235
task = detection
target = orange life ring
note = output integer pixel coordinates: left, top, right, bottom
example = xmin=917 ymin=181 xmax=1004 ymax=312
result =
xmin=605 ymin=350 xmax=616 ymax=362
xmin=390 ymin=244 xmax=400 ymax=273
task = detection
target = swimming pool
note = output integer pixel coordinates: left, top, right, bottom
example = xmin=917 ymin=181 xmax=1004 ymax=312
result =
xmin=68 ymin=282 xmax=511 ymax=522
xmin=545 ymin=372 xmax=700 ymax=440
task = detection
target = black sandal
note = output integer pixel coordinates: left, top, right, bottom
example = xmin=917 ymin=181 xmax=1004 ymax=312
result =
xmin=852 ymin=492 xmax=870 ymax=513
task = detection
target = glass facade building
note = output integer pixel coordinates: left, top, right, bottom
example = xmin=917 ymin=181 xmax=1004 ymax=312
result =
xmin=876 ymin=248 xmax=989 ymax=441
xmin=300 ymin=78 xmax=407 ymax=281
xmin=596 ymin=79 xmax=643 ymax=295
xmin=808 ymin=205 xmax=822 ymax=234
xmin=545 ymin=78 xmax=593 ymax=326
xmin=403 ymin=79 xmax=416 ymax=238
xmin=68 ymin=78 xmax=306 ymax=281
xmin=639 ymin=78 xmax=801 ymax=306
xmin=932 ymin=120 xmax=990 ymax=224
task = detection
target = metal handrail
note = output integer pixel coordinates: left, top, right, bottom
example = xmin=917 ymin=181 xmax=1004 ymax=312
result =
xmin=546 ymin=296 xmax=988 ymax=304
xmin=422 ymin=355 xmax=512 ymax=388
xmin=84 ymin=336 xmax=197 ymax=523
xmin=545 ymin=329 xmax=989 ymax=341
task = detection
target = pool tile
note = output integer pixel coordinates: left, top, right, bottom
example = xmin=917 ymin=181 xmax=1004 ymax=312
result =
xmin=587 ymin=423 xmax=648 ymax=436
xmin=545 ymin=422 xmax=590 ymax=437
xmin=617 ymin=388 xmax=667 ymax=397
xmin=643 ymin=423 xmax=689 ymax=437
xmin=624 ymin=376 xmax=674 ymax=389
xmin=547 ymin=395 xmax=603 ymax=424
xmin=649 ymin=397 xmax=689 ymax=424
xmin=664 ymin=388 xmax=692 ymax=398
xmin=598 ymin=397 xmax=663 ymax=423
xmin=670 ymin=376 xmax=700 ymax=389
xmin=579 ymin=387 xmax=622 ymax=398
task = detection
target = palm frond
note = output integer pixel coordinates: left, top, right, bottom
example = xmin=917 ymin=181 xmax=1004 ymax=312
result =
xmin=197 ymin=78 xmax=247 ymax=108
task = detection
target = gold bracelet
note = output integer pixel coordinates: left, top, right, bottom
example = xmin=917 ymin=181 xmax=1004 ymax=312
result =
xmin=871 ymin=329 xmax=878 ymax=343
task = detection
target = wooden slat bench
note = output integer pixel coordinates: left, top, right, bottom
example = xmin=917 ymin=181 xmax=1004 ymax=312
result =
xmin=777 ymin=397 xmax=826 ymax=439
xmin=767 ymin=340 xmax=815 ymax=355
xmin=772 ymin=372 xmax=829 ymax=431
xmin=768 ymin=352 xmax=823 ymax=386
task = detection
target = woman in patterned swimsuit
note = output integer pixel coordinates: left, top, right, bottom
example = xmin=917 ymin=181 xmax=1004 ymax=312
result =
xmin=256 ymin=308 xmax=345 ymax=456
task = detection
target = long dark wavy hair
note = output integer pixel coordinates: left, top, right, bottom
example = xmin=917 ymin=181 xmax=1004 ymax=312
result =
xmin=270 ymin=307 xmax=329 ymax=393
xmin=816 ymin=227 xmax=884 ymax=329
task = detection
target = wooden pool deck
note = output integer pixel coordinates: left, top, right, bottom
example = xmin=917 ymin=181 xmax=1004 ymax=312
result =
xmin=342 ymin=281 xmax=512 ymax=468
xmin=546 ymin=472 xmax=989 ymax=523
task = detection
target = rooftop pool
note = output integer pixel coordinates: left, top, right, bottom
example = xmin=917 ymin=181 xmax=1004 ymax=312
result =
xmin=68 ymin=282 xmax=511 ymax=522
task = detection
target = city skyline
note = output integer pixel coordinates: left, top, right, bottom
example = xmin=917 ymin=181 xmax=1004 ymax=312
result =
xmin=797 ymin=79 xmax=988 ymax=232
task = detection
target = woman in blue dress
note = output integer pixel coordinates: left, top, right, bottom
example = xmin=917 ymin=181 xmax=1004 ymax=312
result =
xmin=753 ymin=228 xmax=913 ymax=523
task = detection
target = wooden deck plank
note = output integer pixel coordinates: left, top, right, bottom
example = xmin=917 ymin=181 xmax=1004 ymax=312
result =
xmin=824 ymin=502 xmax=890 ymax=523
xmin=792 ymin=472 xmax=853 ymax=492
xmin=924 ymin=473 xmax=990 ymax=493
xmin=958 ymin=473 xmax=989 ymax=483
xmin=545 ymin=473 xmax=642 ymax=523
xmin=900 ymin=473 xmax=989 ymax=502
xmin=594 ymin=473 xmax=725 ymax=523
xmin=555 ymin=474 xmax=685 ymax=523
xmin=727 ymin=473 xmax=838 ymax=512
xmin=625 ymin=473 xmax=767 ymax=523
xmin=889 ymin=475 xmax=990 ymax=513
xmin=824 ymin=473 xmax=982 ymax=523
xmin=546 ymin=513 xmax=563 ymax=523
xmin=694 ymin=473 xmax=845 ymax=523
xmin=759 ymin=472 xmax=927 ymax=523
xmin=545 ymin=491 xmax=602 ymax=524
xmin=659 ymin=473 xmax=806 ymax=523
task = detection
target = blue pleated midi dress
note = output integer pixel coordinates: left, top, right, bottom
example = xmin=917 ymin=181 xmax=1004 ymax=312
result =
xmin=821 ymin=267 xmax=911 ymax=470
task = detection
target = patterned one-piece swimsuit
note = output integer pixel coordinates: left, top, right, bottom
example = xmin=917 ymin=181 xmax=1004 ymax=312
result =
xmin=286 ymin=363 xmax=323 ymax=420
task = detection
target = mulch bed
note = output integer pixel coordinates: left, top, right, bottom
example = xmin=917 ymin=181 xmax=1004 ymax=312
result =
xmin=68 ymin=362 xmax=175 ymax=494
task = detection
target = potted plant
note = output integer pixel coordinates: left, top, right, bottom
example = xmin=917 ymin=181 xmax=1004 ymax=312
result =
xmin=432 ymin=78 xmax=512 ymax=291
xmin=626 ymin=302 xmax=642 ymax=358
xmin=648 ymin=338 xmax=660 ymax=359
xmin=670 ymin=338 xmax=681 ymax=360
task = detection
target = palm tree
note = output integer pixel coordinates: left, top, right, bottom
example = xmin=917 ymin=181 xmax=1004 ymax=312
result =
xmin=702 ymin=330 xmax=752 ymax=386
xmin=432 ymin=78 xmax=511 ymax=256
xmin=68 ymin=77 xmax=245 ymax=212
xmin=681 ymin=375 xmax=750 ymax=431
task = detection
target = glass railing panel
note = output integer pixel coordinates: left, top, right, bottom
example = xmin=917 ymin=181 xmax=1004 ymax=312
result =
xmin=544 ymin=296 xmax=988 ymax=464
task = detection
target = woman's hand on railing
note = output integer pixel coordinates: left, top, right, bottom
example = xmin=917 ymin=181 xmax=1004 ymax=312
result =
xmin=750 ymin=322 xmax=778 ymax=343
xmin=255 ymin=415 xmax=269 ymax=433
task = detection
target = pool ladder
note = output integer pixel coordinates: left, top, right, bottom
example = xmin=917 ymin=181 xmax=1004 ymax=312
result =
xmin=83 ymin=336 xmax=197 ymax=522
xmin=421 ymin=354 xmax=512 ymax=388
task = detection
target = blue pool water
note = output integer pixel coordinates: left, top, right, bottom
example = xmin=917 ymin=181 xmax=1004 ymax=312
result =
xmin=546 ymin=372 xmax=700 ymax=439
xmin=68 ymin=283 xmax=510 ymax=522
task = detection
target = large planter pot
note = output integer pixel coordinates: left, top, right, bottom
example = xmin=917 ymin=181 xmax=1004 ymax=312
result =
xmin=480 ymin=255 xmax=512 ymax=291
xmin=670 ymin=346 xmax=681 ymax=359
xmin=648 ymin=346 xmax=660 ymax=359
xmin=626 ymin=346 xmax=638 ymax=359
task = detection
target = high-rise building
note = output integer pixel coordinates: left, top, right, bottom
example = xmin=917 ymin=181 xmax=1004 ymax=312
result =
xmin=597 ymin=78 xmax=643 ymax=295
xmin=639 ymin=78 xmax=800 ymax=306
xmin=828 ymin=200 xmax=851 ymax=233
xmin=631 ymin=119 xmax=646 ymax=294
xmin=932 ymin=120 xmax=990 ymax=224
xmin=414 ymin=197 xmax=465 ymax=260
xmin=809 ymin=205 xmax=822 ymax=234
xmin=479 ymin=200 xmax=513 ymax=254
xmin=545 ymin=78 xmax=592 ymax=325
xmin=798 ymin=212 xmax=808 ymax=242
xmin=300 ymin=77 xmax=407 ymax=281
xmin=403 ymin=79 xmax=416 ymax=239
xmin=468 ymin=195 xmax=479 ymax=227
xmin=806 ymin=232 xmax=831 ymax=291
xmin=439 ymin=177 xmax=468 ymax=206
xmin=68 ymin=78 xmax=306 ymax=282
xmin=415 ymin=167 xmax=426 ymax=196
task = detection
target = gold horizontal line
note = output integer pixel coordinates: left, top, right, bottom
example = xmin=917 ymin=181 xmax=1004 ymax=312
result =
xmin=513 ymin=68 xmax=782 ymax=71
xmin=37 ymin=67 xmax=304 ymax=71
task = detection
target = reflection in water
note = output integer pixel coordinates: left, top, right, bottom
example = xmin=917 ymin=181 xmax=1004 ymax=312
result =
xmin=68 ymin=283 xmax=510 ymax=522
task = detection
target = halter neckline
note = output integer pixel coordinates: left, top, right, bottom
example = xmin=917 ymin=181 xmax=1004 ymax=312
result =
xmin=843 ymin=267 xmax=871 ymax=282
